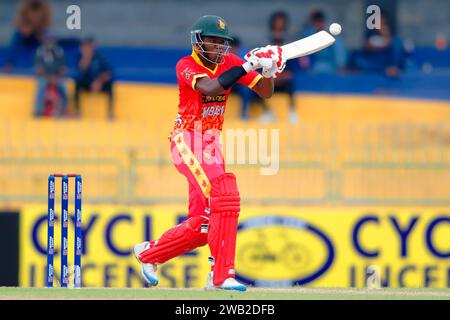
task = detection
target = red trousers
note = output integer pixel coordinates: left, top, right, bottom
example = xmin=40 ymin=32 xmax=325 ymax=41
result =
xmin=171 ymin=130 xmax=225 ymax=218
xmin=139 ymin=129 xmax=240 ymax=285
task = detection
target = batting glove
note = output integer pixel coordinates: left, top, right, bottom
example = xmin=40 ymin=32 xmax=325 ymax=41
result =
xmin=260 ymin=45 xmax=286 ymax=78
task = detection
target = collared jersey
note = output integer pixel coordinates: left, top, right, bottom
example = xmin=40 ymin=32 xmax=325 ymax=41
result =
xmin=173 ymin=51 xmax=262 ymax=133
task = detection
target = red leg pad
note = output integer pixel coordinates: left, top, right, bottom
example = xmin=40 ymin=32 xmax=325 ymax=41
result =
xmin=208 ymin=173 xmax=240 ymax=286
xmin=139 ymin=216 xmax=208 ymax=264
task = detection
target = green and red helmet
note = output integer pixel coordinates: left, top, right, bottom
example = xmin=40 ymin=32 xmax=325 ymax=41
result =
xmin=191 ymin=15 xmax=232 ymax=64
xmin=191 ymin=15 xmax=234 ymax=41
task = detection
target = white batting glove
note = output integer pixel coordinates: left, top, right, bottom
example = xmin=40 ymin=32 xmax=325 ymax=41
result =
xmin=261 ymin=45 xmax=287 ymax=78
xmin=242 ymin=46 xmax=277 ymax=72
xmin=242 ymin=47 xmax=264 ymax=72
xmin=242 ymin=55 xmax=261 ymax=72
xmin=243 ymin=45 xmax=286 ymax=78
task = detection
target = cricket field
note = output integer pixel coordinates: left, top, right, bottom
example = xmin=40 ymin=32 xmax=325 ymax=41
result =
xmin=1 ymin=287 xmax=449 ymax=300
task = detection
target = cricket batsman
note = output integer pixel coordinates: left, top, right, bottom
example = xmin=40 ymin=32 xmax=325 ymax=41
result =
xmin=133 ymin=15 xmax=286 ymax=291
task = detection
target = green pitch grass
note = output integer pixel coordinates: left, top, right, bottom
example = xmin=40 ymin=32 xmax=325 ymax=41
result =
xmin=0 ymin=287 xmax=450 ymax=300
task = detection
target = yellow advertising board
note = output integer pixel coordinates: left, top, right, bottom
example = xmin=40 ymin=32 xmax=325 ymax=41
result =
xmin=20 ymin=206 xmax=450 ymax=288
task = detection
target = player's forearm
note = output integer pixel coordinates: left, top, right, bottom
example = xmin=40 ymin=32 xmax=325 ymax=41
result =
xmin=253 ymin=77 xmax=274 ymax=99
xmin=196 ymin=65 xmax=248 ymax=95
xmin=195 ymin=77 xmax=227 ymax=96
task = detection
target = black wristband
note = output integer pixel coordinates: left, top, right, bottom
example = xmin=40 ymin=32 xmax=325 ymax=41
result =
xmin=217 ymin=66 xmax=247 ymax=90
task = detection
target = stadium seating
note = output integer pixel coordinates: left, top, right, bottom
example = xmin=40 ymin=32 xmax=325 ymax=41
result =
xmin=1 ymin=35 xmax=449 ymax=207
xmin=0 ymin=73 xmax=449 ymax=206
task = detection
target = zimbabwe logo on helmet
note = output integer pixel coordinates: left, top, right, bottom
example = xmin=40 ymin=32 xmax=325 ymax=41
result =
xmin=217 ymin=19 xmax=226 ymax=30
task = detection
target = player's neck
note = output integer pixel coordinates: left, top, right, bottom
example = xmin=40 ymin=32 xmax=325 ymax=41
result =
xmin=199 ymin=55 xmax=217 ymax=70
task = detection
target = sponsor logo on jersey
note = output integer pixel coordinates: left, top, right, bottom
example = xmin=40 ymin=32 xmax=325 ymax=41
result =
xmin=202 ymin=94 xmax=226 ymax=103
xmin=202 ymin=105 xmax=225 ymax=117
xmin=181 ymin=67 xmax=195 ymax=80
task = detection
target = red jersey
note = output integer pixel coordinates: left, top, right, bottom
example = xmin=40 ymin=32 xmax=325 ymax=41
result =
xmin=173 ymin=51 xmax=262 ymax=134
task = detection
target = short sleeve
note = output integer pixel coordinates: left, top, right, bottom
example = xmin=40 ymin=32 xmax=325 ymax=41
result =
xmin=176 ymin=58 xmax=208 ymax=90
xmin=227 ymin=54 xmax=262 ymax=89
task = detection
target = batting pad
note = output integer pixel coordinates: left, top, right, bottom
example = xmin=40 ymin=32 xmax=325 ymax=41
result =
xmin=139 ymin=216 xmax=209 ymax=264
xmin=208 ymin=173 xmax=240 ymax=286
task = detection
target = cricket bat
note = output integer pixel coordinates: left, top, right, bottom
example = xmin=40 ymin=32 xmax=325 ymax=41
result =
xmin=242 ymin=30 xmax=336 ymax=72
xmin=282 ymin=30 xmax=336 ymax=60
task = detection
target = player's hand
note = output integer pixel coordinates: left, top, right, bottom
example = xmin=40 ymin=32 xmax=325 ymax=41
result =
xmin=244 ymin=45 xmax=286 ymax=78
xmin=260 ymin=46 xmax=287 ymax=78
xmin=242 ymin=47 xmax=263 ymax=71
xmin=242 ymin=46 xmax=276 ymax=72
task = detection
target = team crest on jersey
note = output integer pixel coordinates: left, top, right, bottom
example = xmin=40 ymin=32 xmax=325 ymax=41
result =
xmin=217 ymin=19 xmax=226 ymax=30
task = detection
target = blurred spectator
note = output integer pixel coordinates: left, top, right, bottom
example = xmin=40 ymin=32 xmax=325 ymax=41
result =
xmin=260 ymin=10 xmax=299 ymax=124
xmin=34 ymin=35 xmax=68 ymax=117
xmin=300 ymin=9 xmax=347 ymax=74
xmin=74 ymin=37 xmax=115 ymax=120
xmin=349 ymin=12 xmax=406 ymax=78
xmin=3 ymin=0 xmax=51 ymax=73
xmin=229 ymin=36 xmax=267 ymax=121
